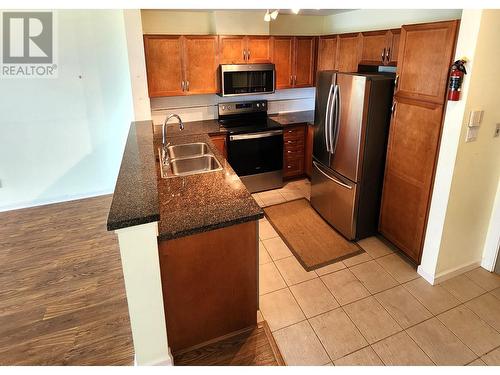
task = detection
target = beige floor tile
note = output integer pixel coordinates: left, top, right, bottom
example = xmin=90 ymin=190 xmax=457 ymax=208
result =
xmin=290 ymin=278 xmax=339 ymax=318
xmin=259 ymin=262 xmax=286 ymax=295
xmin=259 ymin=220 xmax=279 ymax=240
xmin=257 ymin=191 xmax=286 ymax=206
xmin=334 ymin=346 xmax=383 ymax=366
xmin=261 ymin=237 xmax=293 ymax=261
xmin=440 ymin=274 xmax=486 ymax=303
xmin=315 ymin=261 xmax=346 ymax=276
xmin=309 ymin=308 xmax=368 ymax=360
xmin=259 ymin=241 xmax=272 ymax=265
xmin=252 ymin=194 xmax=264 ymax=207
xmin=280 ymin=188 xmax=305 ymax=202
xmin=349 ymin=260 xmax=399 ymax=294
xmin=406 ymin=318 xmax=477 ymax=365
xmin=465 ymin=267 xmax=500 ymax=291
xmin=343 ymin=252 xmax=373 ymax=267
xmin=275 ymin=256 xmax=317 ymax=286
xmin=323 ymin=362 xmax=333 ymax=365
xmin=374 ymin=285 xmax=432 ymax=329
xmin=259 ymin=288 xmax=305 ymax=332
xmin=466 ymin=293 xmax=500 ymax=331
xmin=403 ymin=277 xmax=461 ymax=315
xmin=467 ymin=358 xmax=486 ymax=366
xmin=343 ymin=296 xmax=402 ymax=344
xmin=482 ymin=346 xmax=500 ymax=365
xmin=376 ymin=253 xmax=419 ymax=283
xmin=491 ymin=287 xmax=500 ymax=300
xmin=273 ymin=320 xmax=330 ymax=365
xmin=437 ymin=305 xmax=500 ymax=356
xmin=321 ymin=268 xmax=370 ymax=306
xmin=357 ymin=236 xmax=394 ymax=258
xmin=372 ymin=331 xmax=434 ymax=365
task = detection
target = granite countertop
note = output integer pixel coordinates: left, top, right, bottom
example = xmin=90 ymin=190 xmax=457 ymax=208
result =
xmin=107 ymin=119 xmax=263 ymax=240
xmin=268 ymin=110 xmax=315 ymax=127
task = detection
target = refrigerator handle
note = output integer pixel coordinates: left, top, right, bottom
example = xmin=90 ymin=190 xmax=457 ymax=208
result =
xmin=313 ymin=161 xmax=353 ymax=190
xmin=331 ymin=84 xmax=341 ymax=154
xmin=328 ymin=85 xmax=338 ymax=154
xmin=324 ymin=83 xmax=334 ymax=153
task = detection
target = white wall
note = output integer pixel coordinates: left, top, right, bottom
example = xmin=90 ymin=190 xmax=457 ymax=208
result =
xmin=0 ymin=10 xmax=134 ymax=211
xmin=323 ymin=9 xmax=462 ymax=34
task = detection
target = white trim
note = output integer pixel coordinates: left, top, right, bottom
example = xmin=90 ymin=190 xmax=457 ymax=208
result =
xmin=481 ymin=181 xmax=500 ymax=272
xmin=417 ymin=265 xmax=437 ymax=285
xmin=419 ymin=260 xmax=481 ymax=285
xmin=0 ymin=189 xmax=113 ymax=213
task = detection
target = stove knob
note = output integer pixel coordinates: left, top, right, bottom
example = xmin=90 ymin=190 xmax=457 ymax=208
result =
xmin=262 ymin=102 xmax=266 ymax=107
xmin=227 ymin=105 xmax=231 ymax=110
xmin=222 ymin=105 xmax=226 ymax=110
xmin=256 ymin=103 xmax=260 ymax=108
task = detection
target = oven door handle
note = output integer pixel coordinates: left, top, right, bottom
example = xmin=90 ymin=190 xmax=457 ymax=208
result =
xmin=229 ymin=130 xmax=283 ymax=141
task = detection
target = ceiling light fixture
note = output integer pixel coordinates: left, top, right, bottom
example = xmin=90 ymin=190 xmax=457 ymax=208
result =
xmin=270 ymin=9 xmax=279 ymax=20
xmin=292 ymin=8 xmax=300 ymax=14
xmin=264 ymin=9 xmax=271 ymax=22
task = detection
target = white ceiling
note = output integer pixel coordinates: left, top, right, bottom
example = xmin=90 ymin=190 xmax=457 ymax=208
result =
xmin=172 ymin=9 xmax=355 ymax=16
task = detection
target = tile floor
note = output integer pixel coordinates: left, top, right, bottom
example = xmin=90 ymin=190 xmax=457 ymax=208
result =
xmin=255 ymin=179 xmax=500 ymax=366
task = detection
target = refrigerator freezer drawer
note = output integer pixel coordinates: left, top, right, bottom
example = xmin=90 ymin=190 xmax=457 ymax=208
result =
xmin=311 ymin=161 xmax=357 ymax=240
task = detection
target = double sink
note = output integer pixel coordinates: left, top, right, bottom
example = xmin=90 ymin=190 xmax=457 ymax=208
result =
xmin=158 ymin=142 xmax=222 ymax=178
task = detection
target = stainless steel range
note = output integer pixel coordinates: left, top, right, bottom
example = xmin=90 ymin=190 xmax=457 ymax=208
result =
xmin=218 ymin=100 xmax=284 ymax=193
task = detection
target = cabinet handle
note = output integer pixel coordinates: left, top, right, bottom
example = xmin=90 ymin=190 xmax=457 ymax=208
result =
xmin=394 ymin=74 xmax=399 ymax=89
xmin=288 ymin=130 xmax=293 ymax=133
xmin=287 ymin=150 xmax=292 ymax=153
xmin=391 ymin=101 xmax=397 ymax=117
xmin=386 ymin=47 xmax=391 ymax=63
xmin=294 ymin=75 xmax=297 ymax=85
xmin=381 ymin=48 xmax=386 ymax=63
xmin=290 ymin=75 xmax=293 ymax=85
xmin=247 ymin=49 xmax=250 ymax=61
xmin=287 ymin=165 xmax=292 ymax=169
xmin=181 ymin=81 xmax=185 ymax=91
xmin=186 ymin=81 xmax=190 ymax=91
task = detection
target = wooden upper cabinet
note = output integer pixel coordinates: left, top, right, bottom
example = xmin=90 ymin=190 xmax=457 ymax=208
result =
xmin=317 ymin=36 xmax=337 ymax=72
xmin=388 ymin=29 xmax=400 ymax=65
xmin=294 ymin=37 xmax=316 ymax=87
xmin=184 ymin=36 xmax=219 ymax=94
xmin=360 ymin=30 xmax=388 ymax=65
xmin=144 ymin=35 xmax=184 ymax=97
xmin=219 ymin=36 xmax=246 ymax=64
xmin=246 ymin=36 xmax=272 ymax=63
xmin=379 ymin=98 xmax=444 ymax=262
xmin=336 ymin=33 xmax=361 ymax=73
xmin=395 ymin=20 xmax=459 ymax=104
xmin=272 ymin=37 xmax=294 ymax=89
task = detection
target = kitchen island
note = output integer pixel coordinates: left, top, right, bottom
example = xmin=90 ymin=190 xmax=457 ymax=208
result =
xmin=107 ymin=120 xmax=263 ymax=364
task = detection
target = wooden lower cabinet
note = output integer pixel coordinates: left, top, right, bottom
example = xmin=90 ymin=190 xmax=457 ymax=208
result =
xmin=158 ymin=221 xmax=258 ymax=353
xmin=305 ymin=124 xmax=314 ymax=177
xmin=209 ymin=134 xmax=227 ymax=159
xmin=283 ymin=124 xmax=306 ymax=178
xmin=379 ymin=98 xmax=444 ymax=263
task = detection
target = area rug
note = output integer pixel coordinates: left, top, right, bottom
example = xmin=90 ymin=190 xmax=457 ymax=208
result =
xmin=264 ymin=198 xmax=364 ymax=271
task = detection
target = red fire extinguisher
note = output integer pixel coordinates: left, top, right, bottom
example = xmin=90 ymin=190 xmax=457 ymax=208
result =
xmin=448 ymin=59 xmax=467 ymax=101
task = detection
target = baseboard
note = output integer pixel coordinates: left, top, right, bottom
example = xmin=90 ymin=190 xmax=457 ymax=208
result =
xmin=134 ymin=349 xmax=173 ymax=366
xmin=0 ymin=189 xmax=114 ymax=212
xmin=418 ymin=260 xmax=481 ymax=285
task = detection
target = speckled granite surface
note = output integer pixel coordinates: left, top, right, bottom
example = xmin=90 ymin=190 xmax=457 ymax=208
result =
xmin=268 ymin=110 xmax=315 ymax=127
xmin=154 ymin=133 xmax=263 ymax=241
xmin=107 ymin=119 xmax=263 ymax=239
xmin=107 ymin=121 xmax=159 ymax=231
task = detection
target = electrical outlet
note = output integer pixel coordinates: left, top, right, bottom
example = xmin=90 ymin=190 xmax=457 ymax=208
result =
xmin=495 ymin=123 xmax=500 ymax=138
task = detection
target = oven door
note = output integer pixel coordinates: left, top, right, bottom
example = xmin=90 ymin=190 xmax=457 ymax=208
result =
xmin=228 ymin=130 xmax=283 ymax=176
xmin=220 ymin=64 xmax=275 ymax=96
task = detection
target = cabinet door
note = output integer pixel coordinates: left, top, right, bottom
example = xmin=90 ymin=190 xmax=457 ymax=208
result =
xmin=395 ymin=20 xmax=459 ymax=104
xmin=272 ymin=37 xmax=294 ymax=89
xmin=360 ymin=30 xmax=388 ymax=65
xmin=317 ymin=36 xmax=337 ymax=71
xmin=209 ymin=134 xmax=227 ymax=159
xmin=246 ymin=36 xmax=272 ymax=63
xmin=379 ymin=98 xmax=444 ymax=263
xmin=336 ymin=33 xmax=361 ymax=72
xmin=184 ymin=36 xmax=219 ymax=95
xmin=219 ymin=36 xmax=246 ymax=64
xmin=387 ymin=29 xmax=401 ymax=65
xmin=144 ymin=35 xmax=184 ymax=97
xmin=294 ymin=37 xmax=316 ymax=87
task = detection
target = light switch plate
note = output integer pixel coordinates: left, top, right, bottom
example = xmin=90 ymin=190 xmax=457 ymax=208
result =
xmin=465 ymin=126 xmax=479 ymax=142
xmin=468 ymin=110 xmax=484 ymax=127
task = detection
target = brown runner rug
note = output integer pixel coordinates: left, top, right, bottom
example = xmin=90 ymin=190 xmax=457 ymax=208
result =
xmin=264 ymin=198 xmax=364 ymax=271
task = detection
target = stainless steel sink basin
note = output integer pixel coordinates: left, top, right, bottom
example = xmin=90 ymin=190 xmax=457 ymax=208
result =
xmin=167 ymin=142 xmax=211 ymax=159
xmin=158 ymin=144 xmax=222 ymax=178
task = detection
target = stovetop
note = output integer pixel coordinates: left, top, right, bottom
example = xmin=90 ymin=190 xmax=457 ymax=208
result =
xmin=219 ymin=118 xmax=283 ymax=135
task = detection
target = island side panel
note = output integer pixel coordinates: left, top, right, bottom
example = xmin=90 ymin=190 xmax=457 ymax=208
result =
xmin=158 ymin=220 xmax=258 ymax=353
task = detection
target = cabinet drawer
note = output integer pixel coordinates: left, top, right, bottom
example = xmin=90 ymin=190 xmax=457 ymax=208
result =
xmin=283 ymin=126 xmax=306 ymax=140
xmin=284 ymin=146 xmax=305 ymax=159
xmin=284 ymin=156 xmax=305 ymax=177
xmin=284 ymin=138 xmax=304 ymax=148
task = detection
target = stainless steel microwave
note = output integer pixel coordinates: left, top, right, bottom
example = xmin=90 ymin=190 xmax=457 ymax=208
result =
xmin=218 ymin=64 xmax=275 ymax=97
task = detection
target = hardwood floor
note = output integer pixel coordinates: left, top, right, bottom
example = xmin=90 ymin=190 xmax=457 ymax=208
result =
xmin=173 ymin=321 xmax=285 ymax=366
xmin=0 ymin=195 xmax=134 ymax=365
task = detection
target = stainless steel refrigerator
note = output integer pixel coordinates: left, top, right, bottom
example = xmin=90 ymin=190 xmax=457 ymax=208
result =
xmin=311 ymin=71 xmax=394 ymax=241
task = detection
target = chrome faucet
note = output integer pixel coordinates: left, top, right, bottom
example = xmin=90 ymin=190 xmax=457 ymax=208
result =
xmin=162 ymin=114 xmax=184 ymax=164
